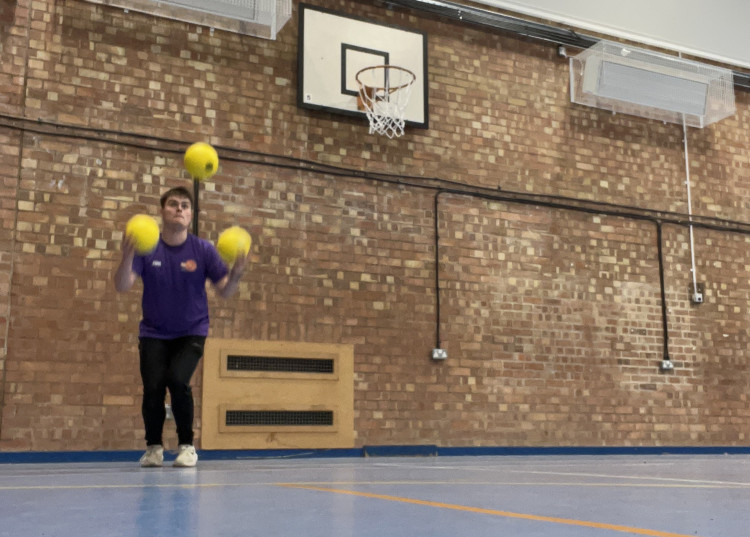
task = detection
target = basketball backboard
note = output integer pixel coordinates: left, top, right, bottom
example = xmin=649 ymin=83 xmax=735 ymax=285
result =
xmin=297 ymin=3 xmax=428 ymax=130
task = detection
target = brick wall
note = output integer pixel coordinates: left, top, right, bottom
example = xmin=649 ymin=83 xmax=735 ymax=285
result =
xmin=1 ymin=0 xmax=750 ymax=451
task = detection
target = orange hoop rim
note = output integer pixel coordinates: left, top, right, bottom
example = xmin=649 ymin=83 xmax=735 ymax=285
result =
xmin=355 ymin=65 xmax=416 ymax=94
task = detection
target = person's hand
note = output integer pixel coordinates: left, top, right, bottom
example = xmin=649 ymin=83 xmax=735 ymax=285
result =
xmin=121 ymin=234 xmax=136 ymax=260
xmin=113 ymin=233 xmax=138 ymax=293
xmin=229 ymin=250 xmax=249 ymax=281
xmin=215 ymin=250 xmax=249 ymax=299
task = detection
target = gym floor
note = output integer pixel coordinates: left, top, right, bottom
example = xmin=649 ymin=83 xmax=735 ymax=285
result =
xmin=0 ymin=453 xmax=747 ymax=537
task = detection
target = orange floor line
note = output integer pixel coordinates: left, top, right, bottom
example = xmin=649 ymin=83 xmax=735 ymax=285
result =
xmin=279 ymin=483 xmax=699 ymax=537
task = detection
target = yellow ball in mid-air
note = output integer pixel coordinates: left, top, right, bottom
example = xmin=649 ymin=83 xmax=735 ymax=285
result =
xmin=184 ymin=142 xmax=219 ymax=180
xmin=125 ymin=214 xmax=160 ymax=255
xmin=216 ymin=226 xmax=252 ymax=266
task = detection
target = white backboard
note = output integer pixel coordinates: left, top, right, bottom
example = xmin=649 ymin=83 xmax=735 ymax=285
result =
xmin=297 ymin=3 xmax=429 ymax=129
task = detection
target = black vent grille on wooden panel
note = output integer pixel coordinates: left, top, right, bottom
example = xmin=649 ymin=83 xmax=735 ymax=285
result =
xmin=227 ymin=355 xmax=334 ymax=374
xmin=226 ymin=410 xmax=334 ymax=427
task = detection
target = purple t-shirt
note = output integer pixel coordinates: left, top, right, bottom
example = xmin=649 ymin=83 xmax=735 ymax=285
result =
xmin=131 ymin=234 xmax=228 ymax=339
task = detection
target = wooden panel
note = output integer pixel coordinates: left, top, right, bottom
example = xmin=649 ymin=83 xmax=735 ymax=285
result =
xmin=201 ymin=339 xmax=354 ymax=450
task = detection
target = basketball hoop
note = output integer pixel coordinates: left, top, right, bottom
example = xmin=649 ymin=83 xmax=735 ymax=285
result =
xmin=355 ymin=65 xmax=416 ymax=139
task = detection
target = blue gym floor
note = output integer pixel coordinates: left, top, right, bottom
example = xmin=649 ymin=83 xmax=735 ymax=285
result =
xmin=0 ymin=454 xmax=747 ymax=536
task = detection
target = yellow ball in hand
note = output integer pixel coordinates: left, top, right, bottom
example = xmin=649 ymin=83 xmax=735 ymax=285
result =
xmin=184 ymin=142 xmax=219 ymax=180
xmin=217 ymin=226 xmax=251 ymax=266
xmin=125 ymin=214 xmax=160 ymax=255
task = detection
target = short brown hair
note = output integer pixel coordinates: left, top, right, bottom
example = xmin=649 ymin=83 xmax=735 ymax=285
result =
xmin=160 ymin=186 xmax=194 ymax=208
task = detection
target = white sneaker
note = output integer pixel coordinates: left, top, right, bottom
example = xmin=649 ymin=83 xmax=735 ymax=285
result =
xmin=174 ymin=444 xmax=198 ymax=467
xmin=139 ymin=445 xmax=164 ymax=467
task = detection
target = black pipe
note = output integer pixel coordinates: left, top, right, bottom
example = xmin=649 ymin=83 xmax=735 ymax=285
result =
xmin=655 ymin=222 xmax=670 ymax=363
xmin=0 ymin=113 xmax=731 ymax=368
xmin=6 ymin=113 xmax=750 ymax=237
xmin=433 ymin=189 xmax=672 ymax=367
xmin=434 ymin=191 xmax=444 ymax=350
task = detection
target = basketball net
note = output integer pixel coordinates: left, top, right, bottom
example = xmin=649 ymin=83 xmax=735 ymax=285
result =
xmin=356 ymin=65 xmax=416 ymax=139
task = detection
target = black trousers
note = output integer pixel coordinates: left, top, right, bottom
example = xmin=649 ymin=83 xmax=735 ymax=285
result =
xmin=138 ymin=336 xmax=205 ymax=446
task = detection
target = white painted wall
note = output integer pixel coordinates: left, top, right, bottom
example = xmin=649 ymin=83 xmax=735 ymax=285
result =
xmin=473 ymin=0 xmax=750 ymax=70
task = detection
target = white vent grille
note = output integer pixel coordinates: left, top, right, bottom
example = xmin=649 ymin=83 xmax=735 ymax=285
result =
xmin=84 ymin=0 xmax=292 ymax=40
xmin=570 ymin=40 xmax=735 ymax=128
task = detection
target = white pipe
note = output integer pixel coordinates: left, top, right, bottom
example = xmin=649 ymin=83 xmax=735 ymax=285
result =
xmin=676 ymin=49 xmax=699 ymax=299
xmin=682 ymin=114 xmax=699 ymax=296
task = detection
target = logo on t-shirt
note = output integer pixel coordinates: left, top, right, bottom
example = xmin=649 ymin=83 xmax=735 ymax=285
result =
xmin=181 ymin=259 xmax=197 ymax=272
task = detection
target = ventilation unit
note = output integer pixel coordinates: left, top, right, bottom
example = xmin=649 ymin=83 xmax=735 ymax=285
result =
xmin=570 ymin=40 xmax=735 ymax=128
xmin=201 ymin=338 xmax=354 ymax=450
xmin=84 ymin=0 xmax=292 ymax=39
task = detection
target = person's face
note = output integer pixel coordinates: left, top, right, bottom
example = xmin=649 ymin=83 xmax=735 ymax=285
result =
xmin=161 ymin=196 xmax=192 ymax=229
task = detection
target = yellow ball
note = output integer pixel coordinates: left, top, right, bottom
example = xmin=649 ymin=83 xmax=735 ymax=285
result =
xmin=184 ymin=142 xmax=219 ymax=180
xmin=216 ymin=226 xmax=251 ymax=266
xmin=125 ymin=214 xmax=160 ymax=255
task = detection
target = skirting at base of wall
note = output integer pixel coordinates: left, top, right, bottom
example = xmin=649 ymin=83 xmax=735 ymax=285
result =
xmin=3 ymin=445 xmax=750 ymax=464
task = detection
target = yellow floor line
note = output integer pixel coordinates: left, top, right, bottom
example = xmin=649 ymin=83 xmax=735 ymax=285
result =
xmin=279 ymin=483 xmax=700 ymax=537
xmin=283 ymin=479 xmax=747 ymax=489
